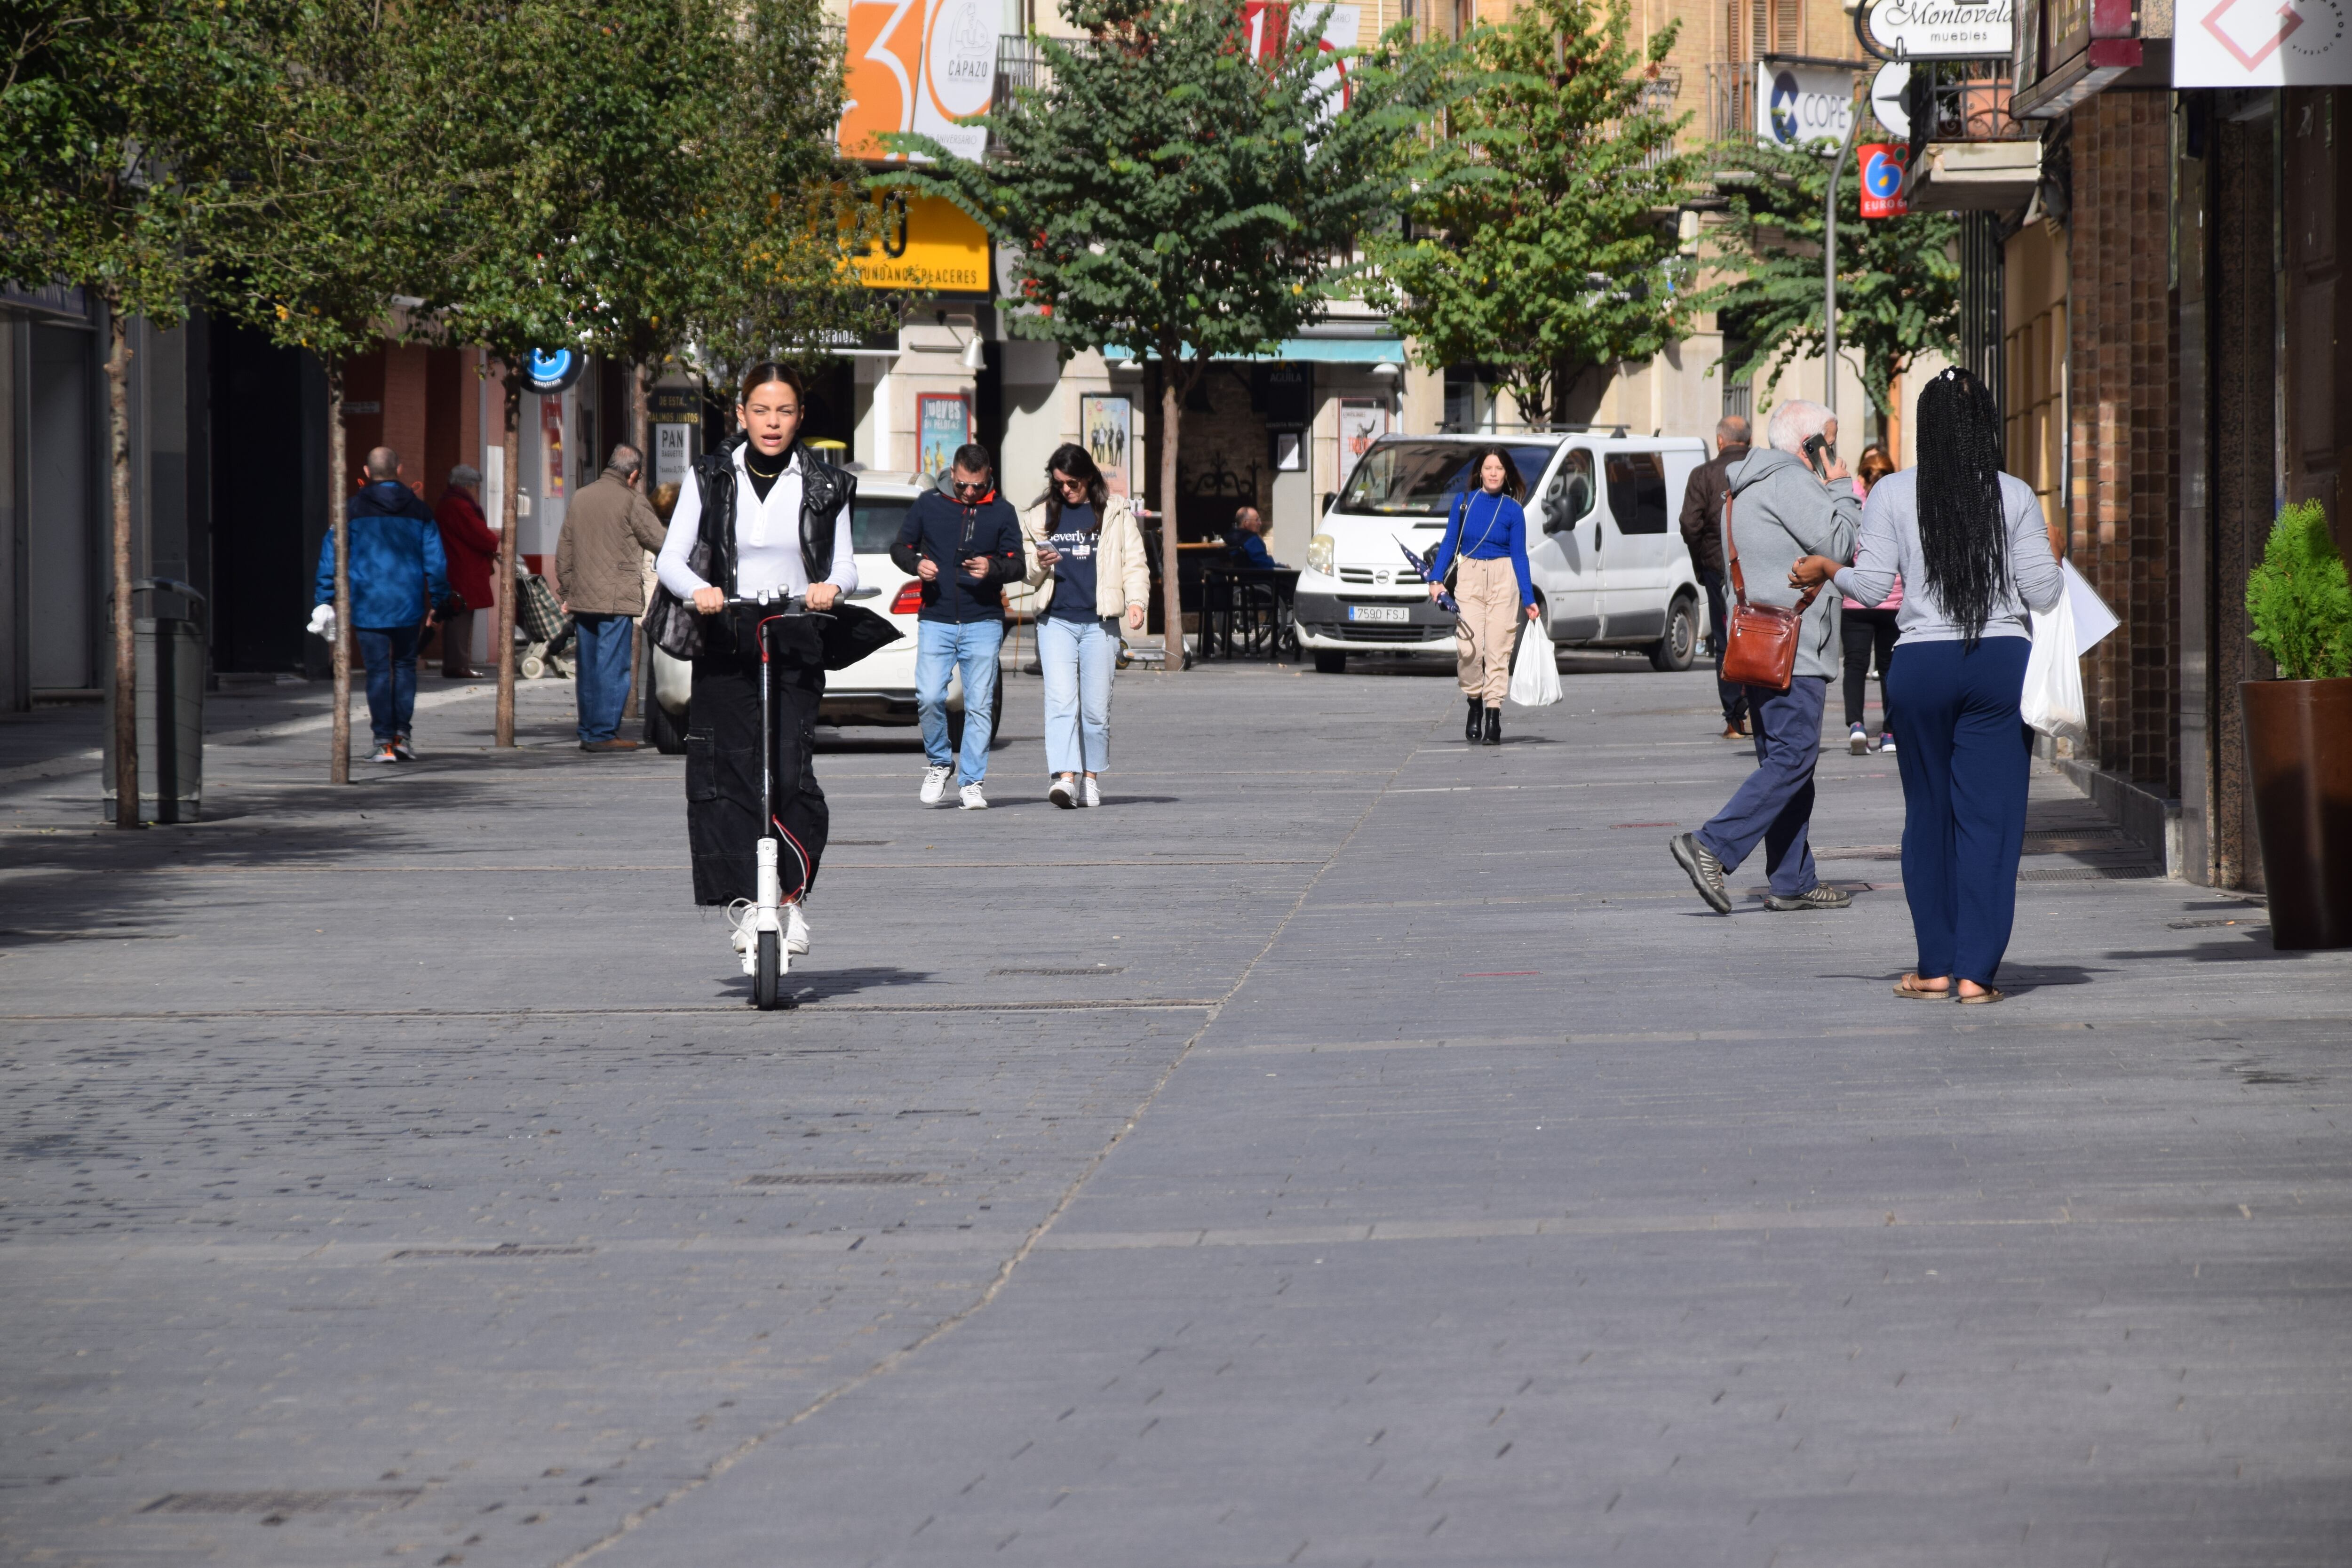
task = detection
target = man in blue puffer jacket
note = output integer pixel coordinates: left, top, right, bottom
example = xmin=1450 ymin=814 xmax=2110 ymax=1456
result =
xmin=315 ymin=446 xmax=450 ymax=763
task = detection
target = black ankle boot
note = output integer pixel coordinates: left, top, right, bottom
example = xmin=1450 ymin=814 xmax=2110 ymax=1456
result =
xmin=1465 ymin=696 xmax=1484 ymax=742
xmin=1482 ymin=708 xmax=1502 ymax=746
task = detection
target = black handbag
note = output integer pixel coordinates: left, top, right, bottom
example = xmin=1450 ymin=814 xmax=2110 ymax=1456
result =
xmin=645 ymin=532 xmax=713 ymax=661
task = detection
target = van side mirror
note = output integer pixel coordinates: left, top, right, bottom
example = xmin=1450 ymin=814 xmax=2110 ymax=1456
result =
xmin=1321 ymin=492 xmax=1336 ymax=514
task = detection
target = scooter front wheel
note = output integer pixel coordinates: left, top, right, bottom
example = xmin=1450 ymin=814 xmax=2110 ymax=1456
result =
xmin=754 ymin=929 xmax=786 ymax=1010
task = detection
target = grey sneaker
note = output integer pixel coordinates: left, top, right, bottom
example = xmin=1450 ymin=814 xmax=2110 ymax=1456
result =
xmin=1669 ymin=832 xmax=1732 ymax=914
xmin=1766 ymin=884 xmax=1854 ymax=911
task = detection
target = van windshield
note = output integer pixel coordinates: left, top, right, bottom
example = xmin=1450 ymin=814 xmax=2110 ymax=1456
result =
xmin=1336 ymin=441 xmax=1558 ymax=517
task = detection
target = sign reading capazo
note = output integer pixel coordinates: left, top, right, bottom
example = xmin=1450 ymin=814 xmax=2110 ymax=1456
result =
xmin=1856 ymin=0 xmax=2016 ymax=60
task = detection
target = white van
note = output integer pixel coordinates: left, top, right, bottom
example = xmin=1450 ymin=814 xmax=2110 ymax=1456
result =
xmin=1294 ymin=432 xmax=1708 ymax=674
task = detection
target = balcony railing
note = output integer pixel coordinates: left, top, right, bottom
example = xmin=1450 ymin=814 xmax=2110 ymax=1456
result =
xmin=1923 ymin=66 xmax=2032 ymax=142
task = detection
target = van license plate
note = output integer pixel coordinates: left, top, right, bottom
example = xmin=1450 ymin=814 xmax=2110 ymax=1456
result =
xmin=1348 ymin=605 xmax=1410 ymax=624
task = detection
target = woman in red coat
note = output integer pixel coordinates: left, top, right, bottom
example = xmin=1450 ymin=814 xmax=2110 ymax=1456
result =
xmin=433 ymin=464 xmax=499 ymax=677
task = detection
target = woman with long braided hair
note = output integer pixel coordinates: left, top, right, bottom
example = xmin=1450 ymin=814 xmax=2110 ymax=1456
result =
xmin=1790 ymin=368 xmax=2063 ymax=1003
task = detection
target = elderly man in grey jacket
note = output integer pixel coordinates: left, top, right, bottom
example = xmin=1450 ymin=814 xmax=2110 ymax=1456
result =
xmin=1670 ymin=399 xmax=1861 ymax=913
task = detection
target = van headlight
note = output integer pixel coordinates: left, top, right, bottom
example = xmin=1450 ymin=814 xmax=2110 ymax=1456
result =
xmin=1306 ymin=533 xmax=1335 ymax=576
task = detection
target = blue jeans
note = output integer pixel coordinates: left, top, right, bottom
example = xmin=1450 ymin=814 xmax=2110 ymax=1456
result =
xmin=1696 ymin=674 xmax=1828 ymax=898
xmin=355 ymin=623 xmax=421 ymax=744
xmin=573 ymin=612 xmax=636 ymax=744
xmin=916 ymin=618 xmax=1003 ymax=785
xmin=1039 ymin=615 xmax=1117 ymax=775
xmin=1883 ymin=637 xmax=2031 ymax=986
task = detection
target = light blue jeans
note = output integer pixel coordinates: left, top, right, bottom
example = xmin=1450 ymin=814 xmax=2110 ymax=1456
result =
xmin=1038 ymin=614 xmax=1117 ymax=776
xmin=916 ymin=617 xmax=1003 ymax=785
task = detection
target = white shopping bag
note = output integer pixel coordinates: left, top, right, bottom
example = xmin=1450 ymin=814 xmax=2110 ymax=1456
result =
xmin=2021 ymin=587 xmax=2088 ymax=743
xmin=1507 ymin=618 xmax=1563 ymax=708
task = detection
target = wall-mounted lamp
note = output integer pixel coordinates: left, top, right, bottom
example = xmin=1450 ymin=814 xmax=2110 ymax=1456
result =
xmin=1370 ymin=361 xmax=1401 ymax=379
xmin=961 ymin=336 xmax=987 ymax=372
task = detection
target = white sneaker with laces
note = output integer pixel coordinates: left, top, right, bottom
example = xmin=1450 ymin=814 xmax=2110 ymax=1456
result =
xmin=725 ymin=899 xmax=758 ymax=975
xmin=1049 ymin=776 xmax=1076 ymax=809
xmin=1082 ymin=776 xmax=1101 ymax=808
xmin=959 ymin=782 xmax=988 ymax=810
xmin=784 ymin=900 xmax=810 ymax=956
xmin=919 ymin=764 xmax=953 ymax=804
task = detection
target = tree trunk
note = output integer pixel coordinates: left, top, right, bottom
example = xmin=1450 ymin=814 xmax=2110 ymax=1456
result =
xmin=1159 ymin=373 xmax=1185 ymax=671
xmin=495 ymin=376 xmax=521 ymax=747
xmin=104 ymin=309 xmax=138 ymax=829
xmin=631 ymin=356 xmax=651 ymax=460
xmin=327 ymin=359 xmax=352 ymax=784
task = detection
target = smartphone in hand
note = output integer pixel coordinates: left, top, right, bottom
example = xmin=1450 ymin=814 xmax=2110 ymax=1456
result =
xmin=1802 ymin=434 xmax=1836 ymax=480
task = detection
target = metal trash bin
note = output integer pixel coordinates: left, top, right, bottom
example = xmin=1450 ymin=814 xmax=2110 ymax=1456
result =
xmin=101 ymin=577 xmax=207 ymax=824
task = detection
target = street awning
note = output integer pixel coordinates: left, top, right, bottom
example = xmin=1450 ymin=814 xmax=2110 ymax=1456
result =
xmin=1104 ymin=338 xmax=1406 ymax=367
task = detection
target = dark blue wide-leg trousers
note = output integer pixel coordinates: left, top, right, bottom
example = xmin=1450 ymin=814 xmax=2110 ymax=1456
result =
xmin=1883 ymin=637 xmax=2032 ymax=986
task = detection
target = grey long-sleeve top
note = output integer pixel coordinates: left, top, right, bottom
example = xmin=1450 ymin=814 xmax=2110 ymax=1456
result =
xmin=1831 ymin=469 xmax=2063 ymax=644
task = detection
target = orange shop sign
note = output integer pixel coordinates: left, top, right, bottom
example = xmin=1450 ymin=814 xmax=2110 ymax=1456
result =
xmin=840 ymin=0 xmax=998 ymax=162
xmin=851 ymin=186 xmax=990 ymax=293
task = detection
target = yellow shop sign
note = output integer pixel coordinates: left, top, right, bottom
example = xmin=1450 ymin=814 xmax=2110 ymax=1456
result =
xmin=853 ymin=188 xmax=990 ymax=293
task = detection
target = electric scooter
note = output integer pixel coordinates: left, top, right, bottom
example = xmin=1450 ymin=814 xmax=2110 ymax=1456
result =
xmin=731 ymin=593 xmax=825 ymax=1011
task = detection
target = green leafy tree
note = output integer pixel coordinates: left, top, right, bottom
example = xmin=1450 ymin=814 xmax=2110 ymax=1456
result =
xmin=1706 ymin=134 xmax=1959 ymax=433
xmin=2247 ymin=500 xmax=2352 ymax=682
xmin=890 ymin=0 xmax=1446 ymax=667
xmin=225 ymin=0 xmax=444 ymax=783
xmin=1370 ymin=0 xmax=1696 ymax=428
xmin=0 ymin=0 xmax=287 ymax=825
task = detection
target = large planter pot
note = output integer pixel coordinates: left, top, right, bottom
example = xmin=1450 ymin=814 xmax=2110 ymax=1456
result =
xmin=2241 ymin=677 xmax=2352 ymax=950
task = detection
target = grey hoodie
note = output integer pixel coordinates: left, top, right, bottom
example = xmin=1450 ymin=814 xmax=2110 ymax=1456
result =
xmin=1720 ymin=446 xmax=1861 ymax=682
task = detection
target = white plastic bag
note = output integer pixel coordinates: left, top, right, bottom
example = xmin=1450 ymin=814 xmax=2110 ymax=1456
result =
xmin=1507 ymin=618 xmax=1563 ymax=708
xmin=2021 ymin=589 xmax=2088 ymax=742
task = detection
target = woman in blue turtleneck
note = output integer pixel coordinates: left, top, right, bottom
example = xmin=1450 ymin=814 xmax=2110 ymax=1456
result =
xmin=1427 ymin=446 xmax=1539 ymax=746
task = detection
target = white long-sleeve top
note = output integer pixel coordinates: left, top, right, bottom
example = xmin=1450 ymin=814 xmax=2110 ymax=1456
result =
xmin=655 ymin=446 xmax=858 ymax=603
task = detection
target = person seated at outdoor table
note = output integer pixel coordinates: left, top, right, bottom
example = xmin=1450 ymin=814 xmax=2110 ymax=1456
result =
xmin=1224 ymin=506 xmax=1284 ymax=570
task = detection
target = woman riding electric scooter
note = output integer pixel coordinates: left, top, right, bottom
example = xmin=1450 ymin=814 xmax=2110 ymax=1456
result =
xmin=651 ymin=363 xmax=862 ymax=1004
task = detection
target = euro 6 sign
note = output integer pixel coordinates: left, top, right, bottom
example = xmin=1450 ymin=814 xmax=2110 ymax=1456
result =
xmin=1858 ymin=143 xmax=1909 ymax=217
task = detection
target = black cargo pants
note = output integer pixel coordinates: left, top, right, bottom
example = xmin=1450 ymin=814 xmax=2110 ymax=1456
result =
xmin=685 ymin=608 xmax=829 ymax=907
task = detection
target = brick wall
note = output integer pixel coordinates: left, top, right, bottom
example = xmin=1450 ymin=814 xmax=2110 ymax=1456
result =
xmin=2066 ymin=93 xmax=2181 ymax=799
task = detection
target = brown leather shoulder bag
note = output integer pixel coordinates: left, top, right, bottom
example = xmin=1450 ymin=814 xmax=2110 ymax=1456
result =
xmin=1719 ymin=493 xmax=1821 ymax=693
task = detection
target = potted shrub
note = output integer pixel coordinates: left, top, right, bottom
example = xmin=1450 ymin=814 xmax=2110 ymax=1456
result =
xmin=2241 ymin=499 xmax=2352 ymax=949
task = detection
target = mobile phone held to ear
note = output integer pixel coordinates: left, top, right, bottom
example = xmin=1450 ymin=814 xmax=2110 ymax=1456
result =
xmin=1802 ymin=434 xmax=1836 ymax=479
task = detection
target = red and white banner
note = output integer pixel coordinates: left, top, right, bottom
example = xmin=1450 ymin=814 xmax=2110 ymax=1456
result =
xmin=1858 ymin=143 xmax=1909 ymax=219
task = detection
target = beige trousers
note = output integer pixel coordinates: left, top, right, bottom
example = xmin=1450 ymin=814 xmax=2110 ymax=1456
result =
xmin=1454 ymin=555 xmax=1521 ymax=703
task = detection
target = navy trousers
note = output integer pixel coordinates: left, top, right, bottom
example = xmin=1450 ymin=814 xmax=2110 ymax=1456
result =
xmin=1696 ymin=674 xmax=1828 ymax=898
xmin=1883 ymin=637 xmax=2032 ymax=985
xmin=355 ymin=623 xmax=420 ymax=744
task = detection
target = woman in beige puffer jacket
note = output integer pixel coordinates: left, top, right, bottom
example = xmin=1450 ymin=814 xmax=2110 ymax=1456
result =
xmin=1019 ymin=443 xmax=1151 ymax=807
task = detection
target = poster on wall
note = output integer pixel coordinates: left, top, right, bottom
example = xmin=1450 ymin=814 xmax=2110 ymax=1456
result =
xmin=838 ymin=0 xmax=999 ymax=162
xmin=540 ymin=394 xmax=566 ymax=501
xmin=1080 ymin=395 xmax=1135 ymax=497
xmin=917 ymin=394 xmax=972 ymax=481
xmin=653 ymin=423 xmax=693 ymax=489
xmin=2176 ymin=0 xmax=2352 ymax=84
xmin=1338 ymin=398 xmax=1388 ymax=477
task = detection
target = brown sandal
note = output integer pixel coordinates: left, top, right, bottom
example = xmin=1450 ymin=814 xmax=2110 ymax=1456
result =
xmin=1954 ymin=986 xmax=2005 ymax=1005
xmin=1892 ymin=974 xmax=1951 ymax=999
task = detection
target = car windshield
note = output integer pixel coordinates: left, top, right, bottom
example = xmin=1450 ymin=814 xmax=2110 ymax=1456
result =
xmin=1335 ymin=441 xmax=1559 ymax=517
xmin=851 ymin=497 xmax=910 ymax=556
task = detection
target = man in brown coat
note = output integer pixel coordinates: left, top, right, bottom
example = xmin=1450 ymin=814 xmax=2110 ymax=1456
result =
xmin=1677 ymin=415 xmax=1752 ymax=739
xmin=554 ymin=445 xmax=669 ymax=752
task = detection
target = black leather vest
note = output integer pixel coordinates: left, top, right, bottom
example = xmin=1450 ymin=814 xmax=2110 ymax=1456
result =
xmin=691 ymin=437 xmax=857 ymax=596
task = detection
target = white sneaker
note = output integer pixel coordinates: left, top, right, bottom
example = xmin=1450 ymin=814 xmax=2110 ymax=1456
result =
xmin=918 ymin=764 xmax=952 ymax=804
xmin=1049 ymin=776 xmax=1077 ymax=809
xmin=1848 ymin=724 xmax=1869 ymax=756
xmin=1082 ymin=776 xmax=1101 ymax=808
xmin=1878 ymin=732 xmax=1898 ymax=754
xmin=725 ymin=899 xmax=758 ymax=974
xmin=959 ymin=782 xmax=988 ymax=810
xmin=784 ymin=900 xmax=810 ymax=956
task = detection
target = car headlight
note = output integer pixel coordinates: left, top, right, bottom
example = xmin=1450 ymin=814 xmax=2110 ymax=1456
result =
xmin=1306 ymin=533 xmax=1335 ymax=576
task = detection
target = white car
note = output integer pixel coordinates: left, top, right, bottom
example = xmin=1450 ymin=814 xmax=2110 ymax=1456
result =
xmin=646 ymin=471 xmax=985 ymax=750
xmin=1294 ymin=432 xmax=1708 ymax=674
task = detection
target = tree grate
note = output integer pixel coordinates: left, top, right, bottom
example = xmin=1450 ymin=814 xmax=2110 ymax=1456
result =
xmin=389 ymin=1243 xmax=596 ymax=1259
xmin=742 ymin=1171 xmax=927 ymax=1186
xmin=142 ymin=1489 xmax=421 ymax=1517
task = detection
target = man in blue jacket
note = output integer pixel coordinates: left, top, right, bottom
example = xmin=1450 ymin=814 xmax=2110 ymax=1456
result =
xmin=315 ymin=446 xmax=450 ymax=763
xmin=890 ymin=444 xmax=1026 ymax=808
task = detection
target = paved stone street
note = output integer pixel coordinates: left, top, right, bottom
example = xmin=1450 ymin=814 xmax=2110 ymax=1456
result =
xmin=3 ymin=655 xmax=2348 ymax=1567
